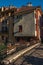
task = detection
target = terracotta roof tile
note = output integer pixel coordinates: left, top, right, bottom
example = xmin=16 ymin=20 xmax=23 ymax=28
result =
xmin=14 ymin=6 xmax=41 ymax=15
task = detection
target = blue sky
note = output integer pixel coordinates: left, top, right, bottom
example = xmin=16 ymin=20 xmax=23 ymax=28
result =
xmin=0 ymin=0 xmax=43 ymax=10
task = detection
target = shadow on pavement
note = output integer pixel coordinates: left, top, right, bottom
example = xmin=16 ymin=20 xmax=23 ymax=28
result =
xmin=20 ymin=55 xmax=43 ymax=65
xmin=36 ymin=47 xmax=43 ymax=50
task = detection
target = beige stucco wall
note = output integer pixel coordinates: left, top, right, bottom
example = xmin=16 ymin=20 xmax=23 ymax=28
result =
xmin=14 ymin=12 xmax=35 ymax=37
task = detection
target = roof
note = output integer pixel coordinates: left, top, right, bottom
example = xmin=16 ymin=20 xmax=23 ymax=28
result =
xmin=0 ymin=7 xmax=17 ymax=15
xmin=0 ymin=6 xmax=41 ymax=16
xmin=15 ymin=6 xmax=41 ymax=15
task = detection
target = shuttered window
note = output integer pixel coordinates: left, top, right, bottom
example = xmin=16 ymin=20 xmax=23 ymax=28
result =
xmin=19 ymin=25 xmax=22 ymax=32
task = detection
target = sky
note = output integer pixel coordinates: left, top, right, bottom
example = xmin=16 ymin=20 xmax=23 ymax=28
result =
xmin=0 ymin=0 xmax=43 ymax=10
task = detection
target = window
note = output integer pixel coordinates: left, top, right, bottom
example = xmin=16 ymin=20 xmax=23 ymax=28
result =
xmin=5 ymin=37 xmax=8 ymax=43
xmin=2 ymin=27 xmax=4 ymax=32
xmin=5 ymin=27 xmax=8 ymax=32
xmin=19 ymin=25 xmax=22 ymax=32
xmin=2 ymin=36 xmax=8 ymax=44
xmin=2 ymin=26 xmax=8 ymax=33
xmin=2 ymin=36 xmax=4 ymax=40
xmin=13 ymin=23 xmax=14 ymax=26
xmin=14 ymin=15 xmax=22 ymax=19
xmin=12 ymin=32 xmax=14 ymax=35
xmin=17 ymin=16 xmax=18 ymax=18
xmin=2 ymin=19 xmax=7 ymax=25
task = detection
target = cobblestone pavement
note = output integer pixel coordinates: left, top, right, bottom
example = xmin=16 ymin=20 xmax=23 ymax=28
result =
xmin=14 ymin=44 xmax=43 ymax=65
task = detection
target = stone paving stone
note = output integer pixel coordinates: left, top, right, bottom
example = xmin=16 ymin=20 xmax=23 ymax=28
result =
xmin=14 ymin=44 xmax=43 ymax=65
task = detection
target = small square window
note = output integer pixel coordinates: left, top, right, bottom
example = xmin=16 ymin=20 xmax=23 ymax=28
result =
xmin=19 ymin=25 xmax=22 ymax=32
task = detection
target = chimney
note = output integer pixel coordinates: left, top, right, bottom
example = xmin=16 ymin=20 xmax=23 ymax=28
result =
xmin=1 ymin=7 xmax=5 ymax=11
xmin=1 ymin=7 xmax=4 ymax=11
xmin=9 ymin=5 xmax=14 ymax=9
xmin=27 ymin=2 xmax=32 ymax=6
